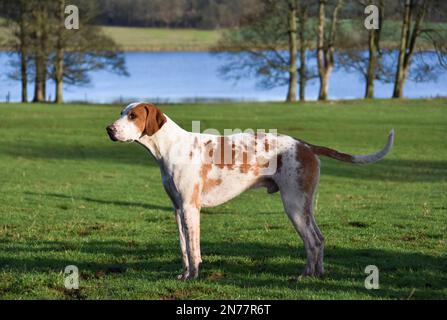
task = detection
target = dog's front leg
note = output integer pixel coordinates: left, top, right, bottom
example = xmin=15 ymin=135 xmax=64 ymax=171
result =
xmin=175 ymin=208 xmax=190 ymax=280
xmin=181 ymin=205 xmax=201 ymax=280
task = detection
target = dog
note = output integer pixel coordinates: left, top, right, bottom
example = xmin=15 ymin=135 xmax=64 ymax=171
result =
xmin=106 ymin=102 xmax=394 ymax=280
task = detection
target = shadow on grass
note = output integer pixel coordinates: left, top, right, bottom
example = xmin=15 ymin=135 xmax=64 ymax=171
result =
xmin=0 ymin=238 xmax=445 ymax=299
xmin=2 ymin=140 xmax=447 ymax=182
xmin=24 ymin=192 xmax=173 ymax=212
xmin=1 ymin=141 xmax=157 ymax=167
xmin=321 ymin=158 xmax=447 ymax=183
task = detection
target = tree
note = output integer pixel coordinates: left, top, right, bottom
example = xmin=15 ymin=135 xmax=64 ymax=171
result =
xmin=316 ymin=0 xmax=343 ymax=101
xmin=1 ymin=0 xmax=32 ymax=102
xmin=215 ymin=0 xmax=315 ymax=102
xmin=286 ymin=1 xmax=298 ymax=102
xmin=337 ymin=0 xmax=385 ymax=99
xmin=2 ymin=0 xmax=128 ymax=104
xmin=30 ymin=0 xmax=52 ymax=102
xmin=364 ymin=0 xmax=384 ymax=99
xmin=18 ymin=0 xmax=29 ymax=103
xmin=393 ymin=0 xmax=446 ymax=98
xmin=297 ymin=2 xmax=309 ymax=102
xmin=54 ymin=0 xmax=65 ymax=103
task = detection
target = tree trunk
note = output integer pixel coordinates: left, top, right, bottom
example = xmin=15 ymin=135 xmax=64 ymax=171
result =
xmin=298 ymin=5 xmax=307 ymax=102
xmin=42 ymin=60 xmax=47 ymax=101
xmin=393 ymin=0 xmax=428 ymax=98
xmin=286 ymin=2 xmax=298 ymax=102
xmin=19 ymin=0 xmax=28 ymax=103
xmin=55 ymin=0 xmax=65 ymax=104
xmin=316 ymin=0 xmax=326 ymax=100
xmin=319 ymin=72 xmax=330 ymax=101
xmin=393 ymin=0 xmax=411 ymax=98
xmin=317 ymin=0 xmax=341 ymax=101
xmin=33 ymin=53 xmax=45 ymax=103
xmin=32 ymin=7 xmax=46 ymax=103
xmin=365 ymin=0 xmax=384 ymax=99
xmin=365 ymin=28 xmax=377 ymax=98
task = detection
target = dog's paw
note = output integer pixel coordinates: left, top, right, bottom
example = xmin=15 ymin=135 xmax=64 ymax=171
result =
xmin=184 ymin=271 xmax=199 ymax=280
xmin=315 ymin=268 xmax=325 ymax=279
xmin=177 ymin=270 xmax=189 ymax=280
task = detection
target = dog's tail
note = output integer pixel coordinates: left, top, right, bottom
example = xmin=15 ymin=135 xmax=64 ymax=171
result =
xmin=302 ymin=129 xmax=394 ymax=165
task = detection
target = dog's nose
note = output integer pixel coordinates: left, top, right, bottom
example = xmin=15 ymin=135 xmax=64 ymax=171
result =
xmin=106 ymin=125 xmax=116 ymax=134
xmin=106 ymin=125 xmax=118 ymax=141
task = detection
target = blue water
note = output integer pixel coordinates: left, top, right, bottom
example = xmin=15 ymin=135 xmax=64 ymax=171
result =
xmin=0 ymin=51 xmax=445 ymax=103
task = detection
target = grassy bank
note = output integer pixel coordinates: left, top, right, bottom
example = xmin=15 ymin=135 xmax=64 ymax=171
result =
xmin=1 ymin=20 xmax=446 ymax=51
xmin=0 ymin=99 xmax=446 ymax=299
xmin=0 ymin=24 xmax=221 ymax=52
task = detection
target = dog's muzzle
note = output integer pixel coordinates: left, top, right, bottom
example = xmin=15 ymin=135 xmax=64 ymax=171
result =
xmin=106 ymin=125 xmax=118 ymax=141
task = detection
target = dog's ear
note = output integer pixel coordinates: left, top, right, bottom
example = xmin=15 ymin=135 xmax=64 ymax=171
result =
xmin=144 ymin=104 xmax=167 ymax=136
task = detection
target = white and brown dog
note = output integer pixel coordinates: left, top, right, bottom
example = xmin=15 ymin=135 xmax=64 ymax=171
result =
xmin=107 ymin=102 xmax=394 ymax=280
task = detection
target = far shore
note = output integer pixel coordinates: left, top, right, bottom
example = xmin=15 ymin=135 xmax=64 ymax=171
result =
xmin=1 ymin=22 xmax=445 ymax=52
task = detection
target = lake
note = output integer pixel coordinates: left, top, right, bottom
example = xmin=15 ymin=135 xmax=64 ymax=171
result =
xmin=0 ymin=51 xmax=445 ymax=103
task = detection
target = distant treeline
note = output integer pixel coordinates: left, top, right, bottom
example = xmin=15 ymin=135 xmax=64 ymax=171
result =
xmin=89 ymin=0 xmax=446 ymax=29
xmin=92 ymin=0 xmax=262 ymax=29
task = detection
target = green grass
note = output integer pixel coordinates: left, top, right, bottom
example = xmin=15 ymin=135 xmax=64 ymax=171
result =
xmin=101 ymin=27 xmax=222 ymax=51
xmin=0 ymin=99 xmax=446 ymax=299
xmin=0 ymin=23 xmax=220 ymax=51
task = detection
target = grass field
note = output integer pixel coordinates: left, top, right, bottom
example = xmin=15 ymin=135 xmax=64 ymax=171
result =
xmin=101 ymin=27 xmax=222 ymax=51
xmin=0 ymin=99 xmax=446 ymax=299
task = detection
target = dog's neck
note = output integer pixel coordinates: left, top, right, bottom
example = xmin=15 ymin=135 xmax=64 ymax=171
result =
xmin=137 ymin=115 xmax=187 ymax=163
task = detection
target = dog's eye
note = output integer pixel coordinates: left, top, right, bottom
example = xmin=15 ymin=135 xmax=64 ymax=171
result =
xmin=128 ymin=113 xmax=136 ymax=120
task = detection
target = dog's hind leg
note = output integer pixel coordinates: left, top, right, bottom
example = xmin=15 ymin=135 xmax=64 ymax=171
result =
xmin=280 ymin=188 xmax=322 ymax=277
xmin=311 ymin=215 xmax=325 ymax=277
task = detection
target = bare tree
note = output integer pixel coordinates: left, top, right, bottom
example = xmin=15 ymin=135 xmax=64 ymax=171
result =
xmin=364 ymin=0 xmax=384 ymax=98
xmin=297 ymin=2 xmax=309 ymax=102
xmin=54 ymin=0 xmax=65 ymax=104
xmin=216 ymin=0 xmax=315 ymax=102
xmin=316 ymin=0 xmax=343 ymax=101
xmin=2 ymin=0 xmax=128 ymax=104
xmin=392 ymin=0 xmax=446 ymax=98
xmin=286 ymin=0 xmax=298 ymax=102
xmin=30 ymin=0 xmax=52 ymax=102
xmin=18 ymin=0 xmax=29 ymax=103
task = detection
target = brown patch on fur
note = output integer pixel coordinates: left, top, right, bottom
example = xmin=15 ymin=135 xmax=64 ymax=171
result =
xmin=203 ymin=135 xmax=277 ymax=177
xmin=130 ymin=105 xmax=147 ymax=133
xmin=264 ymin=139 xmax=270 ymax=152
xmin=203 ymin=177 xmax=223 ymax=193
xmin=199 ymin=163 xmax=222 ymax=194
xmin=131 ymin=103 xmax=167 ymax=136
xmin=203 ymin=140 xmax=214 ymax=159
xmin=299 ymin=139 xmax=353 ymax=163
xmin=200 ymin=164 xmax=212 ymax=182
xmin=296 ymin=144 xmax=319 ymax=225
xmin=214 ymin=137 xmax=236 ymax=169
xmin=239 ymin=150 xmax=250 ymax=174
xmin=189 ymin=151 xmax=194 ymax=159
xmin=190 ymin=183 xmax=201 ymax=208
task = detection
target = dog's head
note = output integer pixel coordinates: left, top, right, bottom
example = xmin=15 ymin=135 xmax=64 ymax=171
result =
xmin=106 ymin=102 xmax=167 ymax=142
